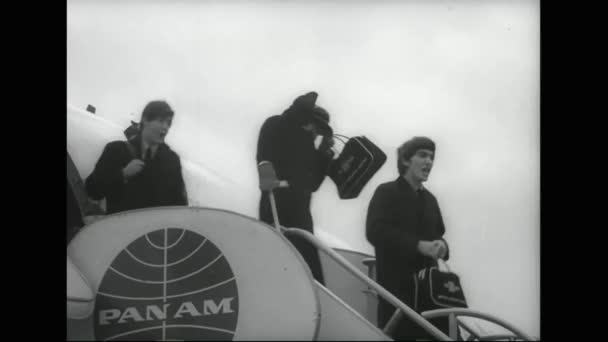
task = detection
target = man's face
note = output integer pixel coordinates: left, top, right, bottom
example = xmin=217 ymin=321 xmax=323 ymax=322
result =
xmin=142 ymin=116 xmax=173 ymax=144
xmin=403 ymin=149 xmax=435 ymax=182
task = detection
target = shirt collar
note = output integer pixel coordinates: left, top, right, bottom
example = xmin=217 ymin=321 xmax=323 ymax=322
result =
xmin=140 ymin=140 xmax=160 ymax=159
xmin=398 ymin=175 xmax=425 ymax=193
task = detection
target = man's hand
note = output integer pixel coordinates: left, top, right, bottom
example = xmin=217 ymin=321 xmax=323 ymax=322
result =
xmin=432 ymin=240 xmax=448 ymax=260
xmin=323 ymin=135 xmax=335 ymax=147
xmin=319 ymin=136 xmax=335 ymax=158
xmin=417 ymin=241 xmax=436 ymax=258
xmin=418 ymin=240 xmax=447 ymax=260
xmin=122 ymin=159 xmax=145 ymax=180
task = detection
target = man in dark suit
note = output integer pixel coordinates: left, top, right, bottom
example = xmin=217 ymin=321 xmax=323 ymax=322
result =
xmin=256 ymin=91 xmax=335 ymax=285
xmin=85 ymin=100 xmax=188 ymax=214
xmin=366 ymin=136 xmax=451 ymax=340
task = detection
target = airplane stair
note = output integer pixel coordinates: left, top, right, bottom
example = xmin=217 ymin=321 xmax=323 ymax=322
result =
xmin=315 ymin=281 xmax=391 ymax=341
xmin=67 ymin=207 xmax=534 ymax=340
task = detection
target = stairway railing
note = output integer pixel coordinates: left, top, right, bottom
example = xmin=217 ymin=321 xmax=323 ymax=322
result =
xmin=281 ymin=227 xmax=452 ymax=341
xmin=369 ymin=263 xmax=536 ymax=341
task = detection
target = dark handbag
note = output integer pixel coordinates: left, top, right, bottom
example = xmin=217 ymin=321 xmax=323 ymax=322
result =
xmin=413 ymin=259 xmax=468 ymax=313
xmin=328 ymin=134 xmax=387 ymax=199
xmin=123 ymin=121 xmax=140 ymax=142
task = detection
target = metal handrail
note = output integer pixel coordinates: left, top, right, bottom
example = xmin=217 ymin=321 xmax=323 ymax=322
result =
xmin=477 ymin=334 xmax=519 ymax=341
xmin=421 ymin=308 xmax=536 ymax=341
xmin=67 ymin=295 xmax=94 ymax=303
xmin=457 ymin=319 xmax=482 ymax=341
xmin=281 ymin=227 xmax=452 ymax=341
xmin=384 ymin=308 xmax=406 ymax=336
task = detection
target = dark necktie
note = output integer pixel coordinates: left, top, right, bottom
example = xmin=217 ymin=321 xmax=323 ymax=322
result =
xmin=144 ymin=148 xmax=152 ymax=164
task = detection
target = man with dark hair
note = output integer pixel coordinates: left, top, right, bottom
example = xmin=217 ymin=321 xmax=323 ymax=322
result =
xmin=85 ymin=100 xmax=188 ymax=214
xmin=257 ymin=91 xmax=335 ymax=285
xmin=366 ymin=136 xmax=451 ymax=340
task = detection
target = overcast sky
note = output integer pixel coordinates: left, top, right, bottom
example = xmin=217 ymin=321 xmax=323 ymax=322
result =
xmin=68 ymin=0 xmax=539 ymax=337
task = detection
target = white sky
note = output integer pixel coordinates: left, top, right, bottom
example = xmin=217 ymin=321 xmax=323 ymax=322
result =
xmin=68 ymin=0 xmax=539 ymax=337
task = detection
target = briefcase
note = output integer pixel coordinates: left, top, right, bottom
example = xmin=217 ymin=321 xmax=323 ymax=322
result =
xmin=328 ymin=135 xmax=387 ymax=199
xmin=413 ymin=260 xmax=468 ymax=313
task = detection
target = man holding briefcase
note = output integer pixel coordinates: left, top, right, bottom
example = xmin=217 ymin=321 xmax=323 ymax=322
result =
xmin=256 ymin=91 xmax=335 ymax=285
xmin=366 ymin=136 xmax=455 ymax=340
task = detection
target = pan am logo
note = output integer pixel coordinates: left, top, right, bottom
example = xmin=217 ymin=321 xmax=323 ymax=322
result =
xmin=94 ymin=228 xmax=239 ymax=341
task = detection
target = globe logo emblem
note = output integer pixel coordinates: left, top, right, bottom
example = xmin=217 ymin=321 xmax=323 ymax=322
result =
xmin=94 ymin=228 xmax=239 ymax=341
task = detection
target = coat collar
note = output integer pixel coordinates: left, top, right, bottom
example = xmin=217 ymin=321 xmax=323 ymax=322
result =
xmin=127 ymin=135 xmax=168 ymax=160
xmin=396 ymin=176 xmax=426 ymax=194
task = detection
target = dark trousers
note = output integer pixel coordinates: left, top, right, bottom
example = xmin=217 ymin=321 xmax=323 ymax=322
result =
xmin=377 ymin=281 xmax=457 ymax=340
xmin=259 ymin=189 xmax=325 ymax=285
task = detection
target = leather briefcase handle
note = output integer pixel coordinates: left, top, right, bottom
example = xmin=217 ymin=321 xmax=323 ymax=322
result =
xmin=332 ymin=133 xmax=350 ymax=144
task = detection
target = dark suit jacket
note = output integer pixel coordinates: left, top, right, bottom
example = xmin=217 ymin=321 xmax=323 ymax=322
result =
xmin=256 ymin=94 xmax=333 ymax=228
xmin=85 ymin=138 xmax=187 ymax=214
